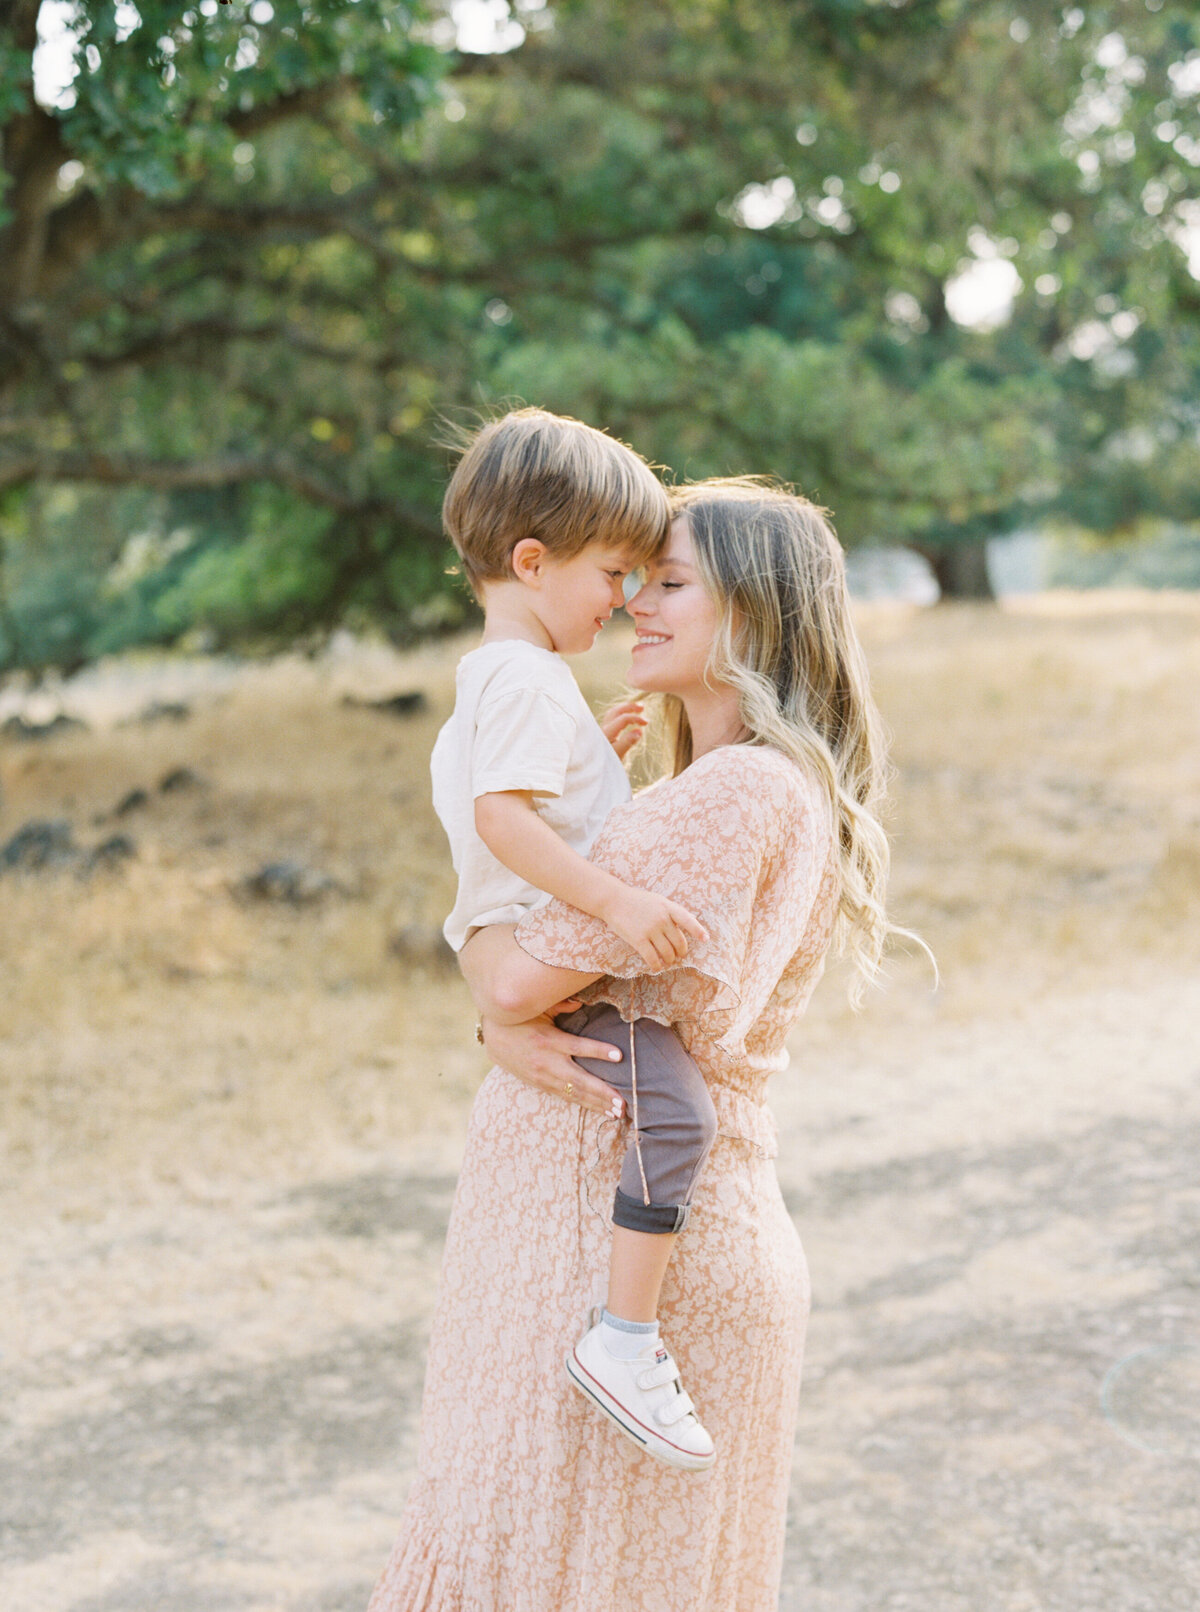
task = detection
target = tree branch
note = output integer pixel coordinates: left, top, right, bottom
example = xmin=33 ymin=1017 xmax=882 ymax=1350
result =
xmin=0 ymin=448 xmax=441 ymax=536
xmin=0 ymin=104 xmax=70 ymax=306
xmin=17 ymin=73 xmax=389 ymax=303
xmin=81 ymin=316 xmax=367 ymax=371
xmin=0 ymin=1 xmax=42 ymax=54
xmin=225 ymin=76 xmax=359 ymax=137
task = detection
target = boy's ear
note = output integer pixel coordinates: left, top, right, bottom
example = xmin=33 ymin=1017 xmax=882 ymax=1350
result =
xmin=510 ymin=538 xmax=548 ymax=584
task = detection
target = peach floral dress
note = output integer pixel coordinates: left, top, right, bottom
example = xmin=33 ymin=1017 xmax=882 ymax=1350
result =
xmin=369 ymin=745 xmax=840 ymax=1612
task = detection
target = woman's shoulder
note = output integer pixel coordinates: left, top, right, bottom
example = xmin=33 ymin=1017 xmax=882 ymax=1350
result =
xmin=687 ymin=742 xmax=824 ymax=802
xmin=637 ymin=744 xmax=828 ymax=844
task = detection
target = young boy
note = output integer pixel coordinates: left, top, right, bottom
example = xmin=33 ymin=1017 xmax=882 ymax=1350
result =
xmin=429 ymin=408 xmax=718 ymax=1471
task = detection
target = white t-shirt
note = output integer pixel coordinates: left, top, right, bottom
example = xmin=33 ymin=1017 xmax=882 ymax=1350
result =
xmin=430 ymin=640 xmax=632 ymax=952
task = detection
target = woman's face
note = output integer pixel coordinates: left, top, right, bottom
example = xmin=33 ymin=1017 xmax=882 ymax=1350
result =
xmin=626 ymin=516 xmax=720 ymax=696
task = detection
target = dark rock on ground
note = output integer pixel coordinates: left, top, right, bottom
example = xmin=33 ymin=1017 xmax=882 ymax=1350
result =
xmin=1 ymin=820 xmax=138 ymax=876
xmin=115 ymin=787 xmax=150 ymax=817
xmin=388 ymin=922 xmax=456 ymax=968
xmin=239 ymin=860 xmax=343 ymax=905
xmin=0 ymin=819 xmax=78 ymax=872
xmin=86 ymin=835 xmax=138 ymax=871
xmin=119 ymin=700 xmax=192 ymax=727
xmin=1 ymin=713 xmax=88 ymax=741
xmin=341 ymin=691 xmax=428 ymax=718
xmin=159 ymin=767 xmax=207 ymax=794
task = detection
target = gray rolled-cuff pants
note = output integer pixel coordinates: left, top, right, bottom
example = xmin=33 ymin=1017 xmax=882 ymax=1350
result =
xmin=554 ymin=1002 xmax=717 ymax=1234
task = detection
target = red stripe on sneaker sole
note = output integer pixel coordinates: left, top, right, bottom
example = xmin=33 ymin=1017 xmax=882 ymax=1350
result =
xmin=566 ymin=1349 xmax=714 ymax=1470
xmin=567 ymin=1367 xmax=649 ymax=1448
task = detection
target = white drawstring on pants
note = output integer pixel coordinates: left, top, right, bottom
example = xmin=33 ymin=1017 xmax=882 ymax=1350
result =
xmin=628 ymin=1001 xmax=651 ymax=1207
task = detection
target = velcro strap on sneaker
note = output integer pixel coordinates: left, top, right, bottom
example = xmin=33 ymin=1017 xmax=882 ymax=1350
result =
xmin=636 ymin=1361 xmax=680 ymax=1392
xmin=655 ymin=1391 xmax=697 ymax=1427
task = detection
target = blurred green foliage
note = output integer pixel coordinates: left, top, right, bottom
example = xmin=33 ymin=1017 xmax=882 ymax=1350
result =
xmin=2 ymin=0 xmax=1200 ymax=671
xmin=1045 ymin=523 xmax=1200 ymax=589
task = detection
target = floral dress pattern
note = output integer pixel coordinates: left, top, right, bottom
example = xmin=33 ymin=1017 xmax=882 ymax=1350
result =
xmin=369 ymin=745 xmax=840 ymax=1612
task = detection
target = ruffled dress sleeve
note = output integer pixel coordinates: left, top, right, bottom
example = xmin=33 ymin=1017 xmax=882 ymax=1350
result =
xmin=513 ymin=744 xmax=834 ymax=1057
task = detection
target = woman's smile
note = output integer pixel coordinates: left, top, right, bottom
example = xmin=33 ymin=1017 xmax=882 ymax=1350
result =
xmin=625 ymin=517 xmax=718 ymax=703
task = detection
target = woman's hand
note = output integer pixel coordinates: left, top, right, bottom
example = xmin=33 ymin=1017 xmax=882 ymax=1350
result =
xmin=480 ymin=1005 xmax=627 ymax=1120
xmin=599 ymin=698 xmax=647 ymax=760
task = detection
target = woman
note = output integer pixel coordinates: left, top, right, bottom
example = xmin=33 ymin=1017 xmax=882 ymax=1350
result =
xmin=369 ymin=479 xmax=910 ymax=1612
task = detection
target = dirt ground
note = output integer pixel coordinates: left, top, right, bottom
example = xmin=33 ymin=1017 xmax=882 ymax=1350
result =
xmin=1 ymin=597 xmax=1199 ymax=1612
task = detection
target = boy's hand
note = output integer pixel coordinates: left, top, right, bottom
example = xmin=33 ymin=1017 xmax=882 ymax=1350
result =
xmin=602 ymin=884 xmax=709 ymax=971
xmin=599 ymin=698 xmax=648 ymax=760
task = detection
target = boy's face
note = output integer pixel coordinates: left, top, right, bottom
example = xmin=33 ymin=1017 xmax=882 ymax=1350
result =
xmin=535 ymin=542 xmax=640 ymax=654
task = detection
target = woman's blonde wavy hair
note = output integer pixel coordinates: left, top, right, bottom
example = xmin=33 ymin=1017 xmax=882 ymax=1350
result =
xmin=656 ymin=477 xmax=932 ymax=1008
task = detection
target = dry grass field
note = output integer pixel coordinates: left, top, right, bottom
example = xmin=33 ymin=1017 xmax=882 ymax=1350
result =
xmin=2 ymin=595 xmax=1199 ymax=1612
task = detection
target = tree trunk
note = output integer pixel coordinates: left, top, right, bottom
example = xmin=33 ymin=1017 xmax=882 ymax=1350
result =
xmin=919 ymin=540 xmax=995 ymax=601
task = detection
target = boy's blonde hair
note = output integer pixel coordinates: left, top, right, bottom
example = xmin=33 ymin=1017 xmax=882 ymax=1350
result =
xmin=443 ymin=408 xmax=670 ymax=593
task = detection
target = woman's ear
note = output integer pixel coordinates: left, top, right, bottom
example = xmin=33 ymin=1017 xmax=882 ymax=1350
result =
xmin=510 ymin=538 xmax=548 ymax=585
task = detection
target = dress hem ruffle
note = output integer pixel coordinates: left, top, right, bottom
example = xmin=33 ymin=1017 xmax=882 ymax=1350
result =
xmin=367 ymin=1494 xmax=463 ymax=1612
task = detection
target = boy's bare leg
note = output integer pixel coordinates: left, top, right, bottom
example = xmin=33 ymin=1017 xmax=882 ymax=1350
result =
xmin=606 ymin=1226 xmax=677 ymax=1323
xmin=569 ymin=1226 xmax=715 ymax=1470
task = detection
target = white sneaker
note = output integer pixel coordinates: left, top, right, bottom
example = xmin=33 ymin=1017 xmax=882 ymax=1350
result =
xmin=566 ymin=1311 xmax=716 ymax=1472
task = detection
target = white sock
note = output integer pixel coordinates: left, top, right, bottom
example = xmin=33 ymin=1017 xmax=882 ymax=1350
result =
xmin=599 ymin=1308 xmax=660 ymax=1360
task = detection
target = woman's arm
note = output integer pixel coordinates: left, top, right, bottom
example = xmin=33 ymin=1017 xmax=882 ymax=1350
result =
xmin=458 ymin=922 xmax=602 ymax=1024
xmin=474 ymin=790 xmax=707 ymax=970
